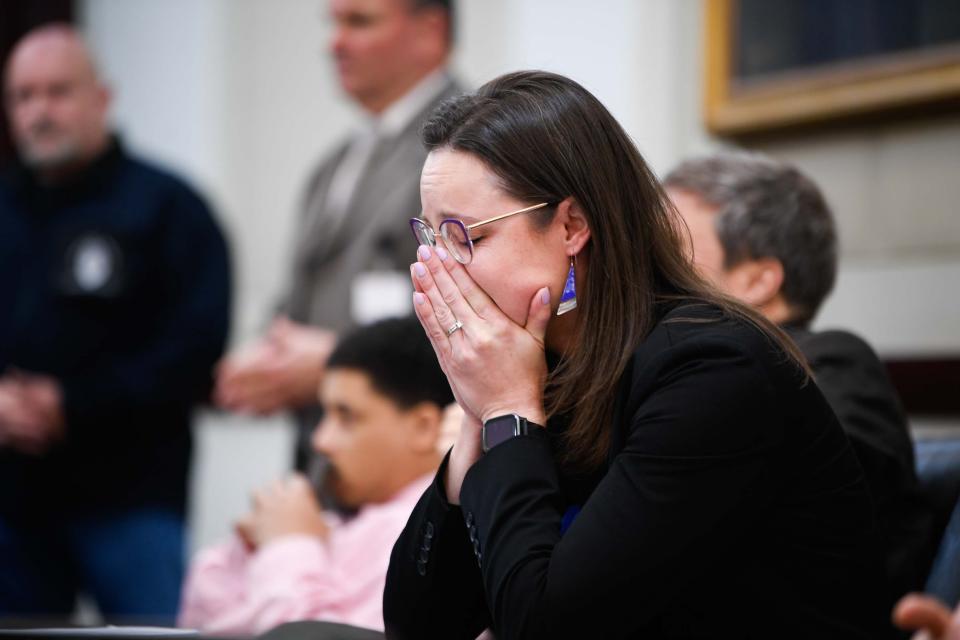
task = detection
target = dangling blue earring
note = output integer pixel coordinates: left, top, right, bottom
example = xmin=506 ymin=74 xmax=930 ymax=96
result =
xmin=557 ymin=257 xmax=577 ymax=316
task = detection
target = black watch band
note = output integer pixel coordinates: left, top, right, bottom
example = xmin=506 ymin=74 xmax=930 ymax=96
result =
xmin=482 ymin=414 xmax=541 ymax=453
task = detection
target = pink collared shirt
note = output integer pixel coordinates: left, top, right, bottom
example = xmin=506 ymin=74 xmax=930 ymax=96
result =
xmin=178 ymin=474 xmax=432 ymax=636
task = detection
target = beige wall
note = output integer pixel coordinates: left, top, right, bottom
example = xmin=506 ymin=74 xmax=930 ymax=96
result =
xmin=80 ymin=0 xmax=959 ymax=550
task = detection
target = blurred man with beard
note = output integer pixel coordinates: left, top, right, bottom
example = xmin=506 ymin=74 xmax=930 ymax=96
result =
xmin=179 ymin=316 xmax=452 ymax=635
xmin=0 ymin=24 xmax=229 ymax=623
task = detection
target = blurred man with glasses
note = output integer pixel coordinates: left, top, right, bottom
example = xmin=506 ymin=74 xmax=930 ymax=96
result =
xmin=665 ymin=152 xmax=928 ymax=626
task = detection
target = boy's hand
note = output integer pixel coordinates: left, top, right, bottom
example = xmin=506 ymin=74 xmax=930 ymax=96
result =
xmin=238 ymin=474 xmax=329 ymax=548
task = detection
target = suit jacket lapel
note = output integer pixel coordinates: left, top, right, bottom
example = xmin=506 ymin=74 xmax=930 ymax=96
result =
xmin=294 ymin=141 xmax=351 ymax=274
xmin=333 ymin=77 xmax=461 ymax=251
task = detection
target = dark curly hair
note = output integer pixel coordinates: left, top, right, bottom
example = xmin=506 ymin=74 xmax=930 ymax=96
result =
xmin=327 ymin=316 xmax=453 ymax=410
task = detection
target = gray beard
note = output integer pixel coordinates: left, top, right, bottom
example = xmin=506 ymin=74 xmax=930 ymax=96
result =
xmin=15 ymin=118 xmax=85 ymax=172
xmin=18 ymin=138 xmax=84 ymax=172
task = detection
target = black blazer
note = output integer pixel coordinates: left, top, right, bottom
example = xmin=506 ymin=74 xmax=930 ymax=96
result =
xmin=384 ymin=303 xmax=887 ymax=639
xmin=790 ymin=328 xmax=930 ymax=603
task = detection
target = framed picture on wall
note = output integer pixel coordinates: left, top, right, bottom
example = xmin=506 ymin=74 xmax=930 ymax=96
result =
xmin=703 ymin=0 xmax=960 ymax=136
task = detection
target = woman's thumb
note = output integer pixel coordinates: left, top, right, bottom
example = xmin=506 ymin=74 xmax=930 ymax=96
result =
xmin=525 ymin=287 xmax=552 ymax=343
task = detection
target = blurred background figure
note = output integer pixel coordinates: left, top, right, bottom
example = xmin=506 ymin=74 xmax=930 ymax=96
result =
xmin=0 ymin=24 xmax=230 ymax=624
xmin=214 ymin=0 xmax=461 ymax=471
xmin=664 ymin=152 xmax=930 ymax=619
xmin=180 ymin=316 xmax=451 ymax=635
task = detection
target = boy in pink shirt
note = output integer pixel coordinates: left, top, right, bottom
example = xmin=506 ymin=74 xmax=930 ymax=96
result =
xmin=178 ymin=317 xmax=452 ymax=635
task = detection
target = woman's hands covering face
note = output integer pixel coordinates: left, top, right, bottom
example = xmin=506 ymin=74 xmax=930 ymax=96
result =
xmin=410 ymin=244 xmax=552 ymax=503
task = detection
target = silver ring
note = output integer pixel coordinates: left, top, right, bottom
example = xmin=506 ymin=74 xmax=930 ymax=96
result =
xmin=446 ymin=320 xmax=463 ymax=336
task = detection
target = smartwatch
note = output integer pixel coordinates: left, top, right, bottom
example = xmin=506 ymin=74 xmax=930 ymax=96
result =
xmin=482 ymin=414 xmax=541 ymax=453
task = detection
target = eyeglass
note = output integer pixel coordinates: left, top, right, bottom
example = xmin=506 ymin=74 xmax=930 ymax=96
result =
xmin=409 ymin=202 xmax=551 ymax=265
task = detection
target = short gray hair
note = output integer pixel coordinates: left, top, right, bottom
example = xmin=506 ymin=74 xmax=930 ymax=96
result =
xmin=664 ymin=152 xmax=837 ymax=326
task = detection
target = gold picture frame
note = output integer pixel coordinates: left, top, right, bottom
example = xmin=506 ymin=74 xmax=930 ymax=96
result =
xmin=703 ymin=0 xmax=960 ymax=136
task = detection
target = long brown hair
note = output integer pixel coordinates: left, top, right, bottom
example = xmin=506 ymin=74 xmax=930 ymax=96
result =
xmin=422 ymin=71 xmax=807 ymax=470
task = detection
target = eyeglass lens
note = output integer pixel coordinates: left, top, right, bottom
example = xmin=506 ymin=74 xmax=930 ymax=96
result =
xmin=411 ymin=220 xmax=435 ymax=247
xmin=440 ymin=220 xmax=472 ymax=264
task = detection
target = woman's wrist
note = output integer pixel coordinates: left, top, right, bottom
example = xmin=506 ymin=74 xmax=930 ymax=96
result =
xmin=480 ymin=403 xmax=546 ymax=427
xmin=444 ymin=406 xmax=546 ymax=505
xmin=444 ymin=413 xmax=483 ymax=505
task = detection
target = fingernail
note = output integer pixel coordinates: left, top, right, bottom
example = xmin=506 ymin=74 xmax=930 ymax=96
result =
xmin=436 ymin=247 xmax=449 ymax=261
xmin=413 ymin=292 xmax=426 ymax=306
xmin=418 ymin=245 xmax=432 ymax=261
xmin=540 ymin=288 xmax=551 ymax=305
xmin=413 ymin=262 xmax=427 ymax=278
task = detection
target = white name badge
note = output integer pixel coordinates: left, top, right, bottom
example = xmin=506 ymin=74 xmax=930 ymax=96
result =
xmin=351 ymin=270 xmax=413 ymax=325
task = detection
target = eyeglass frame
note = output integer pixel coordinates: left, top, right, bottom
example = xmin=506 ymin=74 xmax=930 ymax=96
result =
xmin=409 ymin=201 xmax=552 ymax=265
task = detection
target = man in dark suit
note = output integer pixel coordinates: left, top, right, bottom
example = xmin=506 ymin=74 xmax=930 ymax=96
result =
xmin=665 ymin=151 xmax=928 ymax=609
xmin=214 ymin=0 xmax=461 ymax=467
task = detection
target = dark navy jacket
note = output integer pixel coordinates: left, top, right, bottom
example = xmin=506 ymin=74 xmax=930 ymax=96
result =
xmin=0 ymin=139 xmax=230 ymax=517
